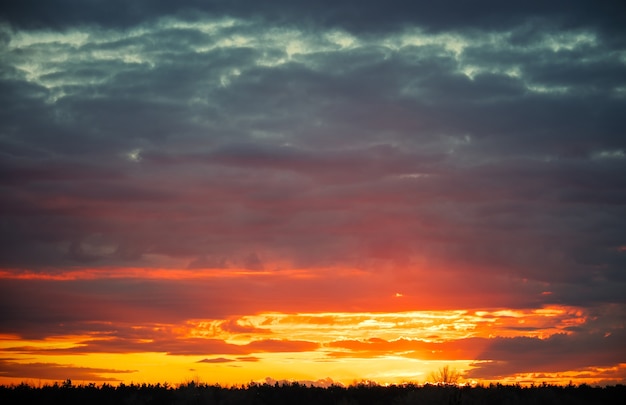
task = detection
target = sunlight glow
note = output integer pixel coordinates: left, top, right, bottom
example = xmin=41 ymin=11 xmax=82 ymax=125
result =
xmin=0 ymin=302 xmax=593 ymax=386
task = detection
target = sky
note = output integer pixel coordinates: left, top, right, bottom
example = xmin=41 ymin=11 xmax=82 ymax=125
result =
xmin=1 ymin=0 xmax=625 ymax=387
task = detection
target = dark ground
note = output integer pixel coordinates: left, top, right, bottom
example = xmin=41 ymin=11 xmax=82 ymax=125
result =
xmin=1 ymin=380 xmax=625 ymax=405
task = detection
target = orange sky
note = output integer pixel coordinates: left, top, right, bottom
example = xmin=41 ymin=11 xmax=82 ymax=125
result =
xmin=2 ymin=266 xmax=625 ymax=387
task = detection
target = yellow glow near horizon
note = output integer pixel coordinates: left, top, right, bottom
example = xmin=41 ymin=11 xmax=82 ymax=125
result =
xmin=0 ymin=351 xmax=476 ymax=387
xmin=0 ymin=306 xmax=600 ymax=387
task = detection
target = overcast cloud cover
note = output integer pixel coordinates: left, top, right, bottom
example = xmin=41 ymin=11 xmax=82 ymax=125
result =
xmin=1 ymin=0 xmax=625 ymax=384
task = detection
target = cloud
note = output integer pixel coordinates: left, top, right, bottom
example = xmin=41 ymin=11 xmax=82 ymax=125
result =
xmin=197 ymin=357 xmax=235 ymax=364
xmin=197 ymin=356 xmax=260 ymax=364
xmin=244 ymin=339 xmax=319 ymax=353
xmin=1 ymin=16 xmax=623 ymax=297
xmin=2 ymin=333 xmax=317 ymax=357
xmin=236 ymin=356 xmax=261 ymax=362
xmin=3 ymin=1 xmax=625 ymax=41
xmin=241 ymin=252 xmax=264 ymax=271
xmin=326 ymin=337 xmax=490 ymax=361
xmin=467 ymin=329 xmax=626 ymax=379
xmin=219 ymin=319 xmax=270 ymax=335
xmin=0 ymin=359 xmax=135 ymax=382
xmin=0 ymin=274 xmax=617 ymax=343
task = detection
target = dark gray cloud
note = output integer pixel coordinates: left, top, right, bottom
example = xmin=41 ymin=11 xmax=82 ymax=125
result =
xmin=2 ymin=1 xmax=626 ymax=43
xmin=466 ymin=304 xmax=626 ymax=378
xmin=467 ymin=329 xmax=626 ymax=379
xmin=1 ymin=0 xmax=625 ymax=356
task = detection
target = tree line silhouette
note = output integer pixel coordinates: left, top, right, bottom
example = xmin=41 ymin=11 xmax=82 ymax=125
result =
xmin=1 ymin=379 xmax=625 ymax=405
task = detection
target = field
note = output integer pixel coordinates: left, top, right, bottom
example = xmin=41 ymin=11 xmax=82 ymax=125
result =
xmin=1 ymin=381 xmax=625 ymax=405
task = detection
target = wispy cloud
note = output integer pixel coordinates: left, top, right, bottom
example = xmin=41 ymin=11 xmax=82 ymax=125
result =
xmin=0 ymin=359 xmax=135 ymax=382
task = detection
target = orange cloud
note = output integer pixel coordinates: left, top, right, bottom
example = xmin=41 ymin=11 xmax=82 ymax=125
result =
xmin=244 ymin=339 xmax=319 ymax=353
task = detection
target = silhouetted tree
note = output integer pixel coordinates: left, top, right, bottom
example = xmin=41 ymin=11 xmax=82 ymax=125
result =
xmin=1 ymin=380 xmax=626 ymax=405
xmin=429 ymin=365 xmax=461 ymax=385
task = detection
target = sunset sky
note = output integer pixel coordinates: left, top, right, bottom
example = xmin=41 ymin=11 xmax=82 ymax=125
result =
xmin=1 ymin=0 xmax=625 ymax=387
